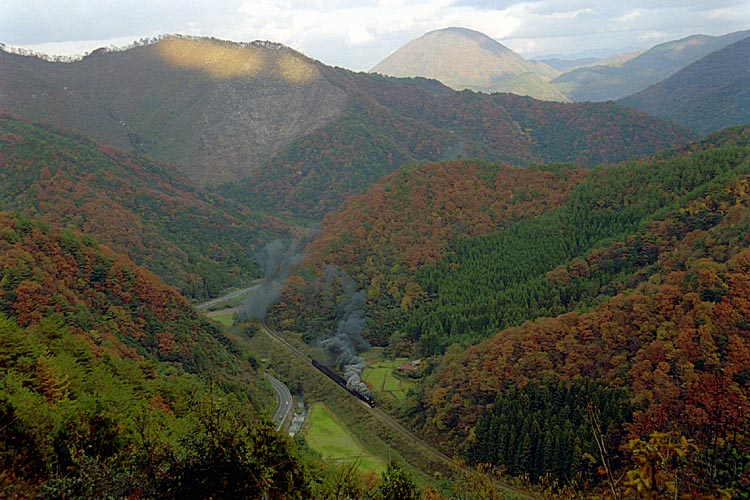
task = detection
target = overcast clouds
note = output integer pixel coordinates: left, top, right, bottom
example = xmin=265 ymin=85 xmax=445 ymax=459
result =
xmin=2 ymin=0 xmax=749 ymax=69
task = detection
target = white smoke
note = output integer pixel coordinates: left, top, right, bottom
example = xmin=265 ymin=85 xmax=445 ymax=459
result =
xmin=319 ymin=267 xmax=371 ymax=397
xmin=237 ymin=238 xmax=305 ymax=321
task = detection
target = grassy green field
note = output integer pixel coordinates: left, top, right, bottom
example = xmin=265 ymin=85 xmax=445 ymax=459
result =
xmin=205 ymin=308 xmax=237 ymax=327
xmin=362 ymin=359 xmax=416 ymax=404
xmin=303 ymin=403 xmax=386 ymax=474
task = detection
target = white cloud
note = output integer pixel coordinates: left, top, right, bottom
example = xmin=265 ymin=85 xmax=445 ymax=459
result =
xmin=346 ymin=25 xmax=375 ymax=46
xmin=615 ymin=8 xmax=642 ymax=23
xmin=707 ymin=5 xmax=750 ymax=21
xmin=238 ymin=1 xmax=284 ymax=17
xmin=2 ymin=0 xmax=749 ymax=68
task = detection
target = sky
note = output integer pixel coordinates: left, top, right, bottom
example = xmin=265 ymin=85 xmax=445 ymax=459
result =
xmin=2 ymin=0 xmax=749 ymax=70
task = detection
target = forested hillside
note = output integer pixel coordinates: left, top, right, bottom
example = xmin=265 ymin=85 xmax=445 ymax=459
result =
xmin=407 ymin=127 xmax=750 ymax=498
xmin=271 ymin=160 xmax=587 ymax=345
xmin=0 ymin=114 xmax=286 ymax=298
xmin=268 ymin=127 xmax=750 ymax=496
xmin=229 ymin=72 xmax=692 ymax=218
xmin=0 ymin=37 xmax=693 ymax=219
xmin=4 ymin=28 xmax=750 ymax=500
xmin=0 ymin=213 xmax=311 ymax=498
xmin=402 ymin=129 xmax=750 ymax=353
xmin=619 ymin=36 xmax=750 ymax=135
xmin=0 ymin=37 xmax=348 ymax=186
xmin=277 ymin=127 xmax=750 ymax=355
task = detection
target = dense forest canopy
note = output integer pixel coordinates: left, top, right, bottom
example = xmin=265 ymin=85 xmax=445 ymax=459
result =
xmin=0 ymin=114 xmax=286 ymax=299
xmin=271 ymin=160 xmax=587 ymax=345
xmin=1 ymin=31 xmax=749 ymax=499
xmin=269 ymin=127 xmax=750 ymax=497
xmin=0 ymin=212 xmax=312 ymax=498
xmin=411 ymin=128 xmax=750 ymax=498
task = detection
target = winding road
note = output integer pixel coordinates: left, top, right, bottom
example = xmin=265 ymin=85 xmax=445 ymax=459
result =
xmin=194 ymin=285 xmax=258 ymax=311
xmin=266 ymin=373 xmax=294 ymax=432
xmin=194 ymin=285 xmax=536 ymax=498
xmin=258 ymin=321 xmax=540 ymax=499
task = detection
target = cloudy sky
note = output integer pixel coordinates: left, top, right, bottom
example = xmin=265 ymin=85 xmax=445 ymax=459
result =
xmin=2 ymin=0 xmax=749 ymax=70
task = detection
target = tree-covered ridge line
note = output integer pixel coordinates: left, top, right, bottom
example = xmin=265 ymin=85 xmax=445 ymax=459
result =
xmin=271 ymin=160 xmax=587 ymax=345
xmin=0 ymin=214 xmax=440 ymax=499
xmin=272 ymin=128 xmax=750 ymax=353
xmin=404 ymin=127 xmax=750 ymax=353
xmin=412 ymin=129 xmax=750 ymax=498
xmin=228 ymin=71 xmax=694 ymax=218
xmin=0 ymin=37 xmax=693 ymax=219
xmin=0 ymin=113 xmax=287 ymax=299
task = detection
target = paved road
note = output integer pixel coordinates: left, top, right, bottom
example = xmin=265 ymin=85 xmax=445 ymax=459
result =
xmin=195 ymin=285 xmax=259 ymax=311
xmin=258 ymin=322 xmax=538 ymax=499
xmin=266 ymin=373 xmax=294 ymax=432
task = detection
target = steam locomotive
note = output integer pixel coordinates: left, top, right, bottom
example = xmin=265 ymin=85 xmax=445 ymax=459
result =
xmin=311 ymin=359 xmax=375 ymax=407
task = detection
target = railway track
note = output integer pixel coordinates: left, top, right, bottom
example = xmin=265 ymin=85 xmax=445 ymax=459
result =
xmin=258 ymin=321 xmax=541 ymax=499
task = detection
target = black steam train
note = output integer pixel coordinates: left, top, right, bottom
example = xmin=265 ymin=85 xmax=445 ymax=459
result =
xmin=311 ymin=359 xmax=375 ymax=407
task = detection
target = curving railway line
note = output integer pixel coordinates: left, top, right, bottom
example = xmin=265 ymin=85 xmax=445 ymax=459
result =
xmin=258 ymin=321 xmax=541 ymax=500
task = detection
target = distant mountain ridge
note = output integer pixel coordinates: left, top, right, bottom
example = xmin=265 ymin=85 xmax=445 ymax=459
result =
xmin=1 ymin=35 xmax=694 ymax=218
xmin=371 ymin=27 xmax=568 ymax=101
xmin=619 ymin=36 xmax=750 ymax=135
xmin=0 ymin=36 xmax=348 ymax=186
xmin=534 ymin=57 xmax=600 ymax=72
xmin=224 ymin=77 xmax=693 ymax=218
xmin=552 ymin=29 xmax=750 ymax=101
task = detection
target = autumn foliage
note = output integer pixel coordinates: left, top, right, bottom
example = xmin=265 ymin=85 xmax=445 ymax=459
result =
xmin=0 ymin=212 xmax=232 ymax=370
xmin=222 ymin=72 xmax=692 ymax=218
xmin=414 ymin=128 xmax=750 ymax=497
xmin=0 ymin=113 xmax=287 ymax=298
xmin=272 ymin=160 xmax=586 ymax=345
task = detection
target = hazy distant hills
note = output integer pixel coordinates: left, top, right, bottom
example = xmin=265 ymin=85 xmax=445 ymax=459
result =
xmin=552 ymin=30 xmax=750 ymax=101
xmin=0 ymin=36 xmax=693 ymax=217
xmin=371 ymin=27 xmax=568 ymax=101
xmin=368 ymin=27 xmax=750 ymax=107
xmin=619 ymin=36 xmax=750 ymax=135
xmin=534 ymin=57 xmax=600 ymax=72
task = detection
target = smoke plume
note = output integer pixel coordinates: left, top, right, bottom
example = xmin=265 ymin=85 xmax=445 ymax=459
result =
xmin=319 ymin=266 xmax=371 ymax=397
xmin=237 ymin=238 xmax=305 ymax=321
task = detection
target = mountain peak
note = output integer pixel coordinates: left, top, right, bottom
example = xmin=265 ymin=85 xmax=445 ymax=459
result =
xmin=425 ymin=26 xmax=510 ymax=44
xmin=371 ymin=27 xmax=567 ymax=101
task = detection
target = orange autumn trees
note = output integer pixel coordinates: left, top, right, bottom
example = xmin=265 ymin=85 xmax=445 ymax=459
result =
xmin=0 ymin=212 xmax=237 ymax=373
xmin=0 ymin=211 xmax=310 ymax=498
xmin=415 ymin=167 xmax=750 ymax=497
xmin=0 ymin=114 xmax=287 ymax=299
xmin=271 ymin=160 xmax=586 ymax=345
